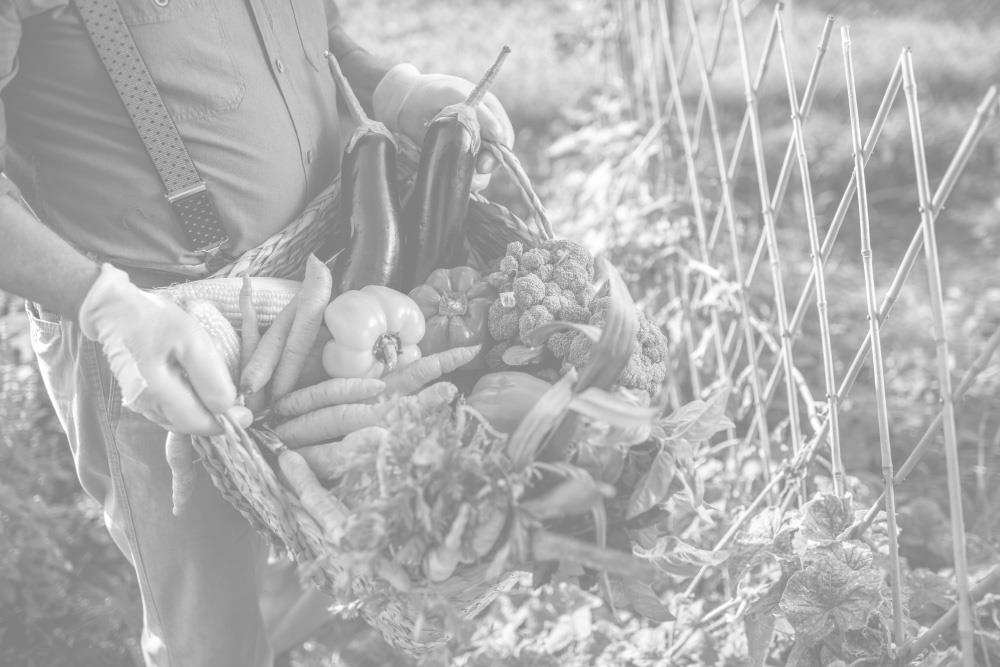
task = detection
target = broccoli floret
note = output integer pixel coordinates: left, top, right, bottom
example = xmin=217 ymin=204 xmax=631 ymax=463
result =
xmin=543 ymin=239 xmax=594 ymax=293
xmin=520 ymin=247 xmax=551 ymax=270
xmin=506 ymin=241 xmax=524 ymax=259
xmin=561 ymin=302 xmax=590 ymax=324
xmin=498 ymin=255 xmax=519 ymax=275
xmin=488 ymin=300 xmax=519 ymax=341
xmin=518 ymin=305 xmax=554 ymax=344
xmin=577 ymin=284 xmax=597 ymax=308
xmin=544 ymin=282 xmax=561 ymax=297
xmin=537 ymin=264 xmax=554 ymax=281
xmin=546 ymin=330 xmax=576 ymax=359
xmin=513 ymin=274 xmax=545 ymax=308
xmin=567 ymin=331 xmax=594 ymax=368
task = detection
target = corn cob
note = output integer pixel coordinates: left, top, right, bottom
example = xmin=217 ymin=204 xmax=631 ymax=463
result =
xmin=185 ymin=300 xmax=241 ymax=381
xmin=157 ymin=277 xmax=300 ymax=330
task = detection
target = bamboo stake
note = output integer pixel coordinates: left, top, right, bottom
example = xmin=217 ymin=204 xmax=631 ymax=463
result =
xmin=655 ymin=0 xmax=733 ymax=395
xmin=841 ymin=26 xmax=905 ymax=648
xmin=678 ymin=0 xmax=773 ymax=485
xmin=854 ymin=325 xmax=1000 ymax=534
xmin=776 ymin=11 xmax=844 ymax=495
xmin=737 ymin=74 xmax=996 ymax=465
xmin=901 ymin=49 xmax=974 ymax=667
xmin=729 ymin=1 xmax=805 ymax=476
xmin=689 ymin=0 xmax=732 ymax=157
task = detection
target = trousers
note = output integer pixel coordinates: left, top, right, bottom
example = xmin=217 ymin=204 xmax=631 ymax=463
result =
xmin=28 ymin=303 xmax=331 ymax=666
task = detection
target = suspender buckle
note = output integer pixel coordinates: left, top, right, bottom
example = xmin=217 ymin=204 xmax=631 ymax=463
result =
xmin=166 ymin=181 xmax=208 ymax=204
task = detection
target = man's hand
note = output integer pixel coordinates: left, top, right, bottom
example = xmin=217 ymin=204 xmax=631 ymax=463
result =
xmin=373 ymin=63 xmax=515 ymax=191
xmin=78 ymin=264 xmax=250 ymax=435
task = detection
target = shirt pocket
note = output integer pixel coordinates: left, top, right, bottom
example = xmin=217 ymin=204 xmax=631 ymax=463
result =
xmin=289 ymin=0 xmax=332 ymax=72
xmin=116 ymin=0 xmax=246 ymax=122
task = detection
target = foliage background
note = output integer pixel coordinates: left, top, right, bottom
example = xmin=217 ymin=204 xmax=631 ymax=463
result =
xmin=1 ymin=0 xmax=998 ymax=665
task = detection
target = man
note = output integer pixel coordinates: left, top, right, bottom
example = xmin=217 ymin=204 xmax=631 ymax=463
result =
xmin=0 ymin=1 xmax=513 ymax=665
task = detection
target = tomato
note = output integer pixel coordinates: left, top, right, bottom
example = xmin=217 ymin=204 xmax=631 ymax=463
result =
xmin=409 ymin=266 xmax=497 ymax=356
xmin=466 ymin=371 xmax=552 ymax=433
xmin=322 ymin=285 xmax=426 ymax=378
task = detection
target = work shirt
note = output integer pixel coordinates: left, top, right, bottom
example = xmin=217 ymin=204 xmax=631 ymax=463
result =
xmin=0 ymin=0 xmax=344 ymax=281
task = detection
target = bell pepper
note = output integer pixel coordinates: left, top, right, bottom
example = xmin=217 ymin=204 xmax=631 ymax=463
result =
xmin=466 ymin=371 xmax=552 ymax=433
xmin=408 ymin=266 xmax=497 ymax=356
xmin=322 ymin=285 xmax=426 ymax=378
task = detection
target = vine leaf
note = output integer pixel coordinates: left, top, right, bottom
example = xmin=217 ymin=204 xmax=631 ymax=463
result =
xmin=779 ymin=545 xmax=887 ymax=644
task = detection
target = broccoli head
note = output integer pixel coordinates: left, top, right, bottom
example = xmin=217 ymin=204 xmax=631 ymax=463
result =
xmin=548 ymin=296 xmax=670 ymax=396
xmin=513 ymin=274 xmax=545 ymax=308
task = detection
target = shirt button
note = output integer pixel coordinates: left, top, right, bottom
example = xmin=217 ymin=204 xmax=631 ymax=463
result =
xmin=275 ymin=59 xmax=285 ymax=73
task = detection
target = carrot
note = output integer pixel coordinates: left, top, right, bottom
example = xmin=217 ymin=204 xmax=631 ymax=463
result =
xmin=296 ymin=426 xmax=389 ymax=481
xmin=274 ymin=382 xmax=458 ymax=448
xmin=270 ymin=255 xmax=334 ymax=400
xmin=240 ymin=294 xmax=298 ymax=395
xmin=277 ymin=447 xmax=349 ymax=539
xmin=239 ymin=276 xmax=261 ymax=370
xmin=381 ymin=345 xmax=481 ymax=396
xmin=166 ymin=432 xmax=197 ymax=516
xmin=273 ymin=378 xmax=386 ymax=418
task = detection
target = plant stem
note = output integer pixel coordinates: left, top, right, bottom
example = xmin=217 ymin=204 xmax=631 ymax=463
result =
xmin=324 ymin=51 xmax=369 ymax=126
xmin=465 ymin=46 xmax=511 ymax=108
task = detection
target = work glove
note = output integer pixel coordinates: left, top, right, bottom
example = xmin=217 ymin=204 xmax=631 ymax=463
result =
xmin=78 ymin=264 xmax=251 ymax=435
xmin=373 ymin=63 xmax=515 ymax=192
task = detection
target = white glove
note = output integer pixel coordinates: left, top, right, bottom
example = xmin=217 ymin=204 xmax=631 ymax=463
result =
xmin=78 ymin=264 xmax=250 ymax=435
xmin=373 ymin=63 xmax=515 ymax=191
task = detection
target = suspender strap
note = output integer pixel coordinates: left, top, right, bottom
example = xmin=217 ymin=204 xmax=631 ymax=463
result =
xmin=72 ymin=0 xmax=229 ymax=252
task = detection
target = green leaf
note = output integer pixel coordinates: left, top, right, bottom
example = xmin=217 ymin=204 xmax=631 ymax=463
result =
xmin=778 ymin=544 xmax=887 ymax=644
xmin=626 ymin=449 xmax=677 ymax=519
xmin=570 ymin=387 xmax=659 ymax=428
xmin=661 ymin=385 xmax=734 ymax=443
xmin=501 ymin=344 xmax=546 ymax=366
xmin=619 ymin=578 xmax=674 ymax=622
xmin=521 ymin=321 xmax=602 ymax=347
xmin=797 ymin=494 xmax=853 ymax=544
xmin=633 ymin=535 xmax=730 ymax=578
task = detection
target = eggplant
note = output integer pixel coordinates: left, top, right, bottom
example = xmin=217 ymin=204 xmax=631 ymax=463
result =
xmin=397 ymin=47 xmax=511 ymax=291
xmin=322 ymin=52 xmax=401 ymax=292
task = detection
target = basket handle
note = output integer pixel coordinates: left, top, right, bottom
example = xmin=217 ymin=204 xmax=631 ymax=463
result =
xmin=483 ymin=141 xmax=555 ymax=240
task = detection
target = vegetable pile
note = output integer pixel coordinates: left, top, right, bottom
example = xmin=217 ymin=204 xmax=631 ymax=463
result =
xmin=159 ymin=46 xmax=727 ymax=651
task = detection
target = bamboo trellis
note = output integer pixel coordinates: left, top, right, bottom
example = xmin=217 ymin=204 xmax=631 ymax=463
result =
xmin=610 ymin=0 xmax=1000 ymax=664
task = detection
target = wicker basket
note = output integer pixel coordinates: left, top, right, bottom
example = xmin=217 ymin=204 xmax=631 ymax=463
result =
xmin=171 ymin=142 xmax=551 ymax=654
